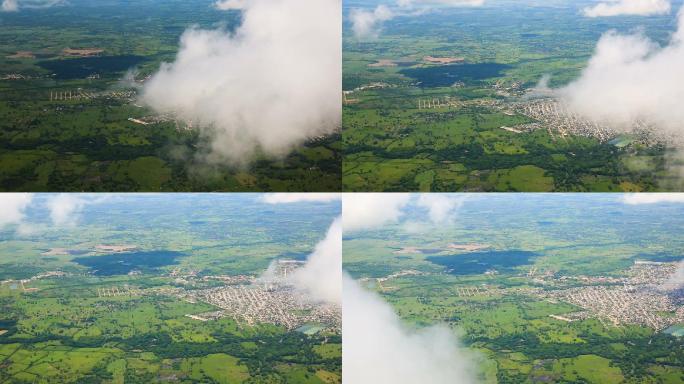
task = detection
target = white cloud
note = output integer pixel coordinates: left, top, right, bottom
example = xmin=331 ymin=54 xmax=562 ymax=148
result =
xmin=621 ymin=193 xmax=684 ymax=204
xmin=405 ymin=0 xmax=484 ymax=6
xmin=46 ymin=194 xmax=107 ymax=227
xmin=1 ymin=0 xmax=18 ymax=11
xmin=350 ymin=0 xmax=484 ymax=38
xmin=416 ymin=194 xmax=465 ymax=224
xmin=583 ymin=0 xmax=671 ymax=17
xmin=261 ymin=193 xmax=340 ymax=204
xmin=524 ymin=74 xmax=555 ymax=99
xmin=663 ymin=260 xmax=684 ymax=290
xmin=290 ymin=217 xmax=342 ymax=304
xmin=46 ymin=194 xmax=88 ymax=226
xmin=214 ymin=0 xmax=248 ymax=9
xmin=350 ymin=5 xmax=395 ymax=39
xmin=343 ymin=194 xmax=468 ymax=233
xmin=399 ymin=220 xmax=431 ymax=234
xmin=343 ymin=274 xmax=479 ymax=384
xmin=1 ymin=0 xmax=65 ymax=12
xmin=0 ymin=193 xmax=33 ymax=230
xmin=559 ymin=7 xmax=684 ymax=137
xmin=342 ymin=193 xmax=411 ymax=232
xmin=142 ymin=0 xmax=341 ymax=164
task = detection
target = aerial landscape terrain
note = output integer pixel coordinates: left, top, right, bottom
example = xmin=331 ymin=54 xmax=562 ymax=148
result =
xmin=343 ymin=193 xmax=684 ymax=383
xmin=343 ymin=0 xmax=684 ymax=192
xmin=0 ymin=193 xmax=341 ymax=383
xmin=0 ymin=0 xmax=341 ymax=192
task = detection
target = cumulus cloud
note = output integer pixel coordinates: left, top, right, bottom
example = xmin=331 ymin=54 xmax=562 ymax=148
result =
xmin=0 ymin=193 xmax=33 ymax=231
xmin=47 ymin=194 xmax=87 ymax=226
xmin=663 ymin=261 xmax=684 ymax=290
xmin=342 ymin=193 xmax=411 ymax=232
xmin=583 ymin=0 xmax=671 ymax=17
xmin=46 ymin=194 xmax=107 ymax=227
xmin=349 ymin=0 xmax=484 ymax=38
xmin=1 ymin=0 xmax=65 ymax=12
xmin=661 ymin=261 xmax=684 ymax=290
xmin=141 ymin=0 xmax=341 ymax=164
xmin=416 ymin=194 xmax=465 ymax=224
xmin=343 ymin=194 xmax=469 ymax=233
xmin=290 ymin=217 xmax=342 ymax=304
xmin=1 ymin=0 xmax=18 ymax=11
xmin=350 ymin=5 xmax=395 ymax=39
xmin=261 ymin=193 xmax=340 ymax=204
xmin=402 ymin=0 xmax=484 ymax=5
xmin=214 ymin=0 xmax=248 ymax=9
xmin=559 ymin=7 xmax=684 ymax=137
xmin=343 ymin=274 xmax=479 ymax=384
xmin=621 ymin=193 xmax=684 ymax=204
xmin=524 ymin=74 xmax=556 ymax=99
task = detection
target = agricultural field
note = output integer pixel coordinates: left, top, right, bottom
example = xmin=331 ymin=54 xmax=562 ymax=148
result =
xmin=0 ymin=0 xmax=341 ymax=192
xmin=343 ymin=194 xmax=684 ymax=383
xmin=0 ymin=194 xmax=342 ymax=383
xmin=342 ymin=0 xmax=684 ymax=192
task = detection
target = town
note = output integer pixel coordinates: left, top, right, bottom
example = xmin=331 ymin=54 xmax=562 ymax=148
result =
xmin=539 ymin=261 xmax=684 ymax=331
xmin=177 ymin=260 xmax=341 ymax=332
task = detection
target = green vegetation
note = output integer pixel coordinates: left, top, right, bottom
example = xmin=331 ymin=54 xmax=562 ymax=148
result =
xmin=0 ymin=0 xmax=340 ymax=191
xmin=0 ymin=195 xmax=341 ymax=383
xmin=342 ymin=1 xmax=683 ymax=191
xmin=344 ymin=195 xmax=684 ymax=383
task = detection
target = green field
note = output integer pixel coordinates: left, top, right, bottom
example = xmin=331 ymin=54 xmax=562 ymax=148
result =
xmin=342 ymin=1 xmax=683 ymax=192
xmin=0 ymin=195 xmax=342 ymax=383
xmin=344 ymin=194 xmax=684 ymax=383
xmin=0 ymin=0 xmax=341 ymax=192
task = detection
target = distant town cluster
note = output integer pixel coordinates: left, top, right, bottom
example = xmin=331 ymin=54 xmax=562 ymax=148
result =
xmin=369 ymin=254 xmax=683 ymax=333
xmin=177 ymin=260 xmax=341 ymax=333
xmin=2 ymin=254 xmax=341 ymax=335
xmin=538 ymin=261 xmax=684 ymax=331
xmin=506 ymin=97 xmax=680 ymax=147
xmin=512 ymin=99 xmax=618 ymax=142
